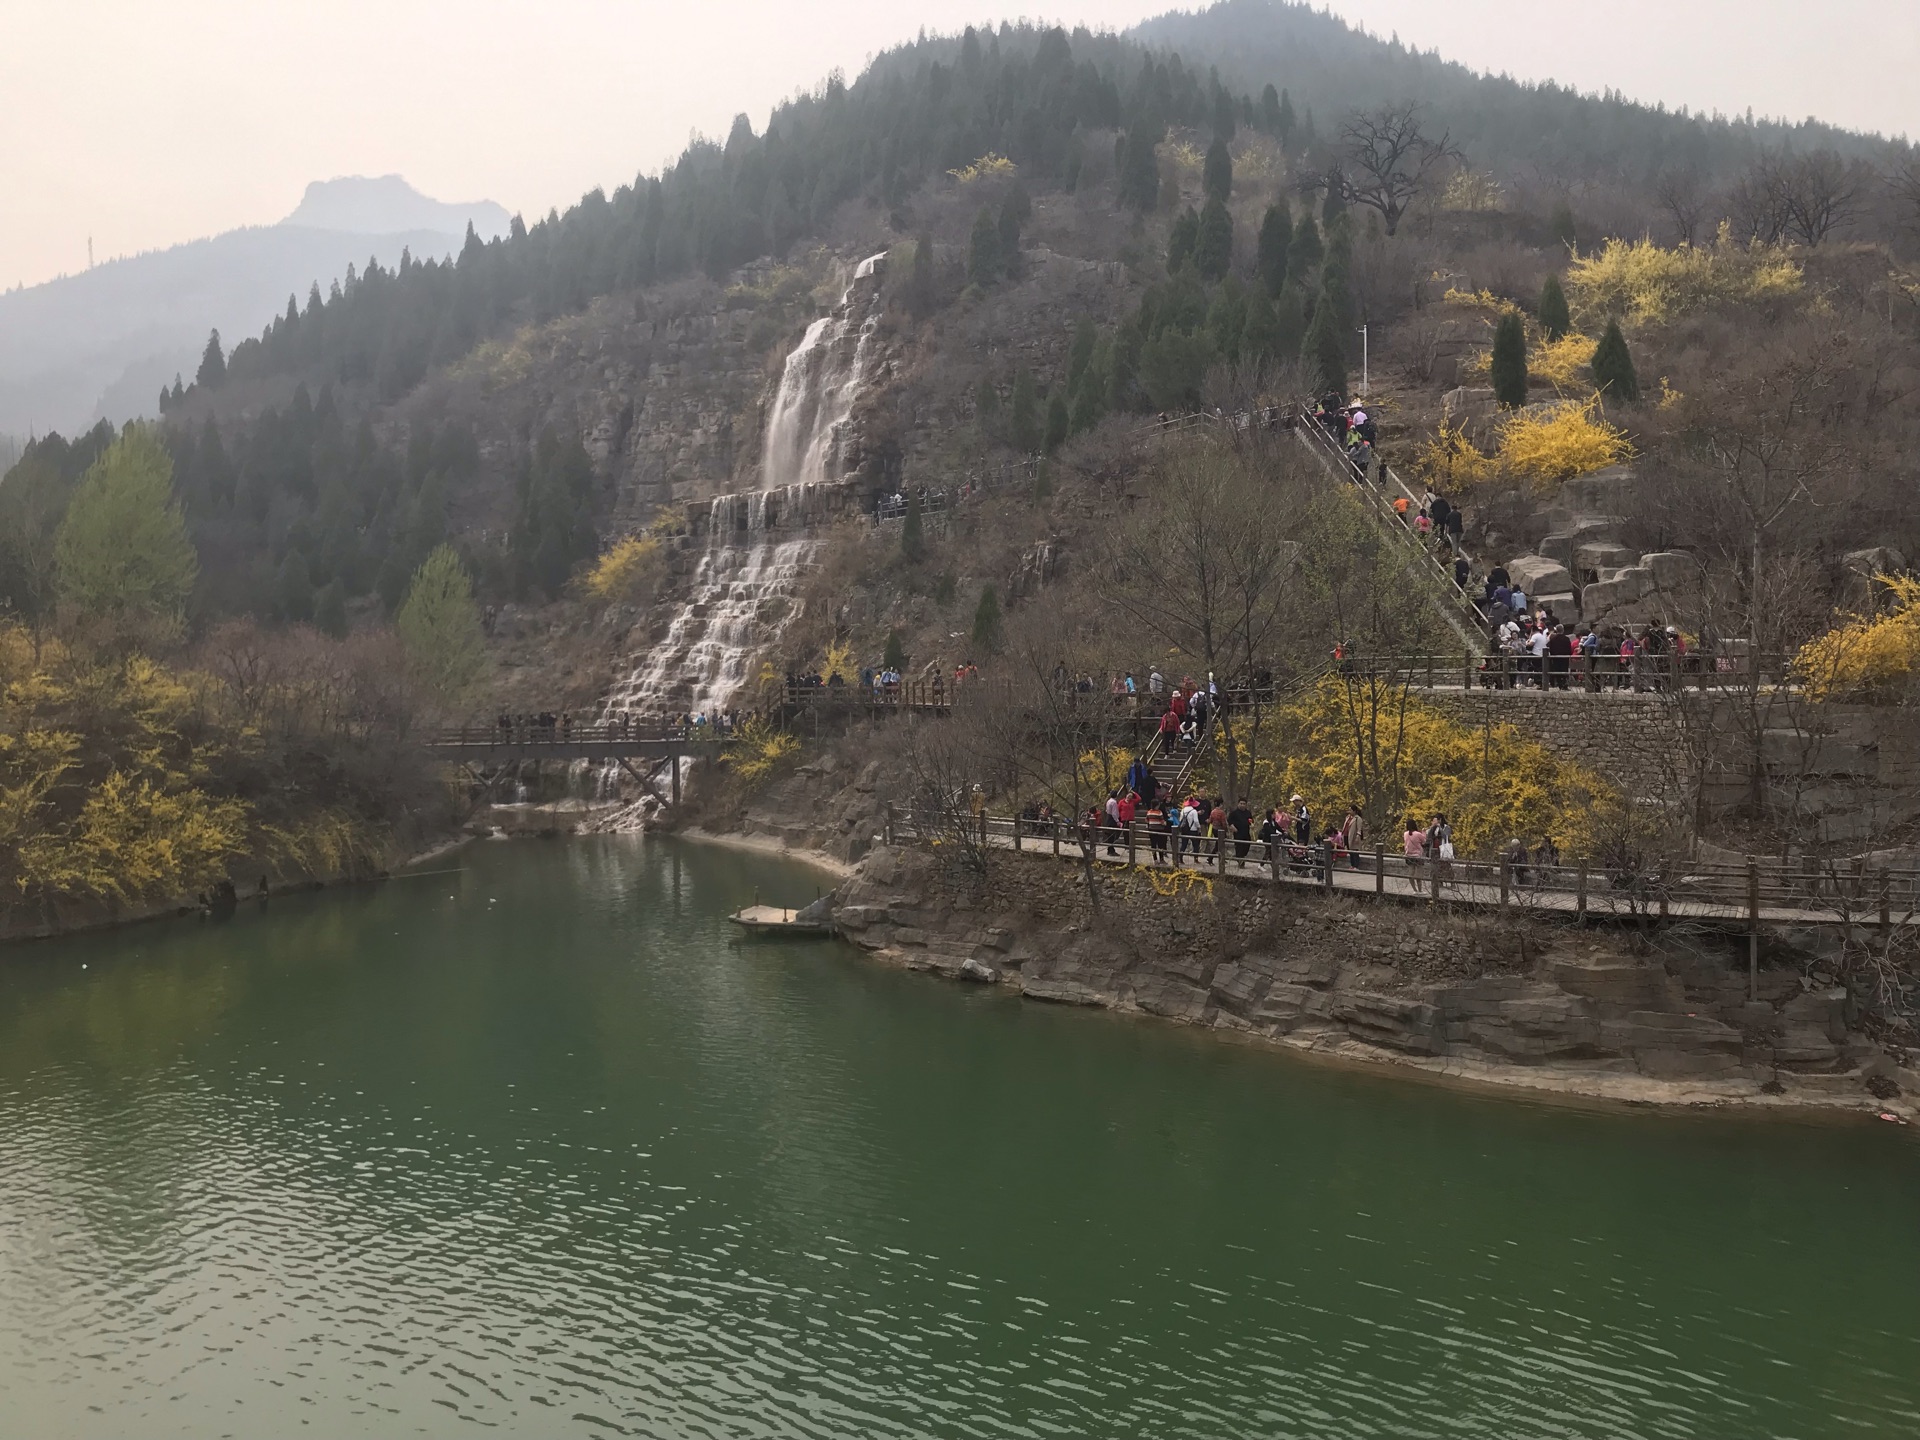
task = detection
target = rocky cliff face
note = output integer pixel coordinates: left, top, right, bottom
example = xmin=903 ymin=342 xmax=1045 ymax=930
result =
xmin=831 ymin=846 xmax=1917 ymax=1114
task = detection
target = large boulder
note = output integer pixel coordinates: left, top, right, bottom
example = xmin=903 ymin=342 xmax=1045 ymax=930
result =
xmin=1641 ymin=551 xmax=1703 ymax=590
xmin=1574 ymin=541 xmax=1639 ymax=577
xmin=1505 ymin=554 xmax=1574 ymax=598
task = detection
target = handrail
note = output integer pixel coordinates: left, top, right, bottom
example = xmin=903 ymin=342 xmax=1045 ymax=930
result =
xmin=1293 ymin=418 xmax=1485 ymax=657
xmin=888 ymin=805 xmax=1920 ymax=926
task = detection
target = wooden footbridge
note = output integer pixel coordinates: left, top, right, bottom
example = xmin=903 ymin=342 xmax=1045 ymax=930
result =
xmin=423 ymin=724 xmax=719 ymax=803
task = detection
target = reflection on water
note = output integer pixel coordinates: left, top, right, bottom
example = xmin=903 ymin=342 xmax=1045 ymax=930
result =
xmin=2 ymin=837 xmax=1917 ymax=1439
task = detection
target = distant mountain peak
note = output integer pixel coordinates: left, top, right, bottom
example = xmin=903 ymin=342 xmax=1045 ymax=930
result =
xmin=282 ymin=175 xmax=511 ymax=240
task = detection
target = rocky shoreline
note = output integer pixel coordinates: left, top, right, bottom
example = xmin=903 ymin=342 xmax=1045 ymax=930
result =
xmin=829 ymin=844 xmax=1920 ymax=1121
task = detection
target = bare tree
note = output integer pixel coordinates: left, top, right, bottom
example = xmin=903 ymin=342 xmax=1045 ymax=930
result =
xmin=1097 ymin=444 xmax=1308 ymax=803
xmin=1337 ymin=103 xmax=1458 ymax=237
xmin=1888 ymin=157 xmax=1920 ymax=244
xmin=1728 ymin=149 xmax=1868 ymax=247
xmin=1653 ymin=164 xmax=1711 ymax=247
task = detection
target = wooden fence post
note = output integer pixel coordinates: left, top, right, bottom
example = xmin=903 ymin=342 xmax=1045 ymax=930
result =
xmin=1052 ymin=818 xmax=1061 ymax=857
xmin=1013 ymin=813 xmax=1022 ymax=851
xmin=1576 ymin=862 xmax=1588 ymax=922
xmin=1269 ymin=838 xmax=1281 ymax=883
xmin=1216 ymin=832 xmax=1227 ymax=877
xmin=1127 ymin=820 xmax=1137 ymax=870
xmin=1748 ymin=861 xmax=1761 ymax=1001
xmin=1500 ymin=858 xmax=1510 ymax=911
xmin=1321 ymin=841 xmax=1335 ymax=893
xmin=1375 ymin=844 xmax=1386 ymax=894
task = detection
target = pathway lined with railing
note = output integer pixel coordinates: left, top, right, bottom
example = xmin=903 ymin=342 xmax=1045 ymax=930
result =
xmin=888 ymin=807 xmax=1920 ymax=932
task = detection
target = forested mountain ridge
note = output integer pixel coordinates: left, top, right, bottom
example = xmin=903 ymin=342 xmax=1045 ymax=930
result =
xmin=0 ymin=178 xmax=507 ymax=437
xmin=7 ymin=6 xmax=1919 ymax=650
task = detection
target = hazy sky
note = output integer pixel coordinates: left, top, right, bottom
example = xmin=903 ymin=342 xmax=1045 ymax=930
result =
xmin=5 ymin=1 xmax=1915 ymax=292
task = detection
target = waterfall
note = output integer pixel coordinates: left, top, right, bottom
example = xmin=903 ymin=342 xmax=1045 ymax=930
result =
xmin=602 ymin=253 xmax=888 ymax=723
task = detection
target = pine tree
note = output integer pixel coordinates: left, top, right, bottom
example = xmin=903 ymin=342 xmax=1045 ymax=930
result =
xmin=1490 ymin=311 xmax=1530 ymax=406
xmin=900 ymin=492 xmax=926 ymax=561
xmin=1117 ymin=126 xmax=1161 ymax=213
xmin=1194 ymin=198 xmax=1234 ymax=282
xmin=1277 ymin=89 xmax=1296 ymax=150
xmin=1322 ymin=178 xmax=1347 ymax=226
xmin=968 ymin=206 xmax=1002 ymax=287
xmin=1259 ymin=84 xmax=1282 ymax=135
xmin=1551 ymin=201 xmax=1578 ymax=249
xmin=1203 ymin=138 xmax=1232 ymax=204
xmin=906 ymin=234 xmax=937 ymax=318
xmin=883 ymin=629 xmax=907 ymax=671
xmin=998 ymin=191 xmax=1025 ymax=275
xmin=1272 ymin=287 xmax=1307 ymax=361
xmin=974 ymin=376 xmax=1001 ymax=439
xmin=1240 ymin=291 xmax=1281 ymax=366
xmin=1010 ymin=369 xmax=1040 ymax=453
xmin=1167 ymin=207 xmax=1199 ymax=272
xmin=396 ymin=545 xmax=487 ymax=704
xmin=195 ymin=330 xmax=226 ymax=389
xmin=1538 ymin=274 xmax=1571 ymax=340
xmin=971 ymin=585 xmax=1002 ymax=653
xmin=1287 ymin=213 xmax=1323 ymax=282
xmin=53 ymin=425 xmax=199 ymax=627
xmin=315 ymin=579 xmax=348 ymax=638
xmin=1591 ymin=318 xmax=1641 ymax=402
xmin=276 ymin=550 xmax=314 ymax=623
xmin=1301 ymin=291 xmax=1347 ymax=399
xmin=1256 ymin=202 xmax=1292 ymax=296
xmin=1044 ymin=391 xmax=1071 ymax=453
xmin=1067 ymin=316 xmax=1097 ymax=392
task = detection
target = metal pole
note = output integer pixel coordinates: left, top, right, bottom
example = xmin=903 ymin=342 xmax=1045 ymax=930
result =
xmin=1358 ymin=324 xmax=1369 ymax=396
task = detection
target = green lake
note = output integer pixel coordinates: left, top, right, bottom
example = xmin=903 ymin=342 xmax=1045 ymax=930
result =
xmin=1 ymin=836 xmax=1915 ymax=1438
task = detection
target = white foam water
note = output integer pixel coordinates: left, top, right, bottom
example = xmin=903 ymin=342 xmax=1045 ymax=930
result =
xmin=603 ymin=253 xmax=888 ymax=723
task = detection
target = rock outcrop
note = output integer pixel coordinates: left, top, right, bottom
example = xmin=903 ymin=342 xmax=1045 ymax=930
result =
xmin=829 ymin=846 xmax=1917 ymax=1113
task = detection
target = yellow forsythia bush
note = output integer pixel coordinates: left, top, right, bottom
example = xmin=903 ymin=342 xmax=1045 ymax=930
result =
xmin=1563 ymin=228 xmax=1803 ymax=328
xmin=1242 ymin=678 xmax=1615 ymax=858
xmin=1793 ymin=576 xmax=1920 ymax=701
xmin=1418 ymin=395 xmax=1631 ymax=494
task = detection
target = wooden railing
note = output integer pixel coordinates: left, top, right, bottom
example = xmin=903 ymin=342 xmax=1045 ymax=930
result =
xmin=886 ymin=806 xmax=1920 ymax=932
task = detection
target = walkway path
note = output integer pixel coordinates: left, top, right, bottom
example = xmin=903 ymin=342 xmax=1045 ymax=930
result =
xmin=890 ymin=808 xmax=1920 ymax=933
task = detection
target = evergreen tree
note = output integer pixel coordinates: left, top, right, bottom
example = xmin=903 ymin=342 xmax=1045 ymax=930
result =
xmin=968 ymin=206 xmax=1002 ymax=286
xmin=1301 ymin=291 xmax=1347 ymax=399
xmin=1591 ymin=318 xmax=1641 ymax=402
xmin=998 ymin=188 xmax=1026 ymax=275
xmin=1538 ymin=274 xmax=1572 ymax=340
xmin=1490 ymin=311 xmax=1530 ymax=406
xmin=396 ymin=545 xmax=487 ymax=704
xmin=1137 ymin=328 xmax=1215 ymax=411
xmin=195 ymin=330 xmax=226 ymax=389
xmin=1287 ymin=213 xmax=1323 ymax=282
xmin=1256 ymin=201 xmax=1292 ymax=296
xmin=1272 ymin=287 xmax=1307 ymax=361
xmin=1240 ymin=291 xmax=1281 ymax=366
xmin=1259 ymin=84 xmax=1282 ymax=135
xmin=1207 ymin=280 xmax=1247 ymax=363
xmin=1322 ymin=178 xmax=1347 ymax=226
xmin=1044 ymin=391 xmax=1071 ymax=453
xmin=971 ymin=585 xmax=1002 ymax=653
xmin=974 ymin=376 xmax=1001 ymax=438
xmin=1116 ymin=125 xmax=1161 ymax=212
xmin=1067 ymin=316 xmax=1097 ymax=392
xmin=1551 ymin=201 xmax=1578 ymax=249
xmin=883 ymin=629 xmax=907 ymax=670
xmin=901 ymin=492 xmax=926 ymax=561
xmin=1032 ymin=459 xmax=1053 ymax=502
xmin=1203 ymin=138 xmax=1233 ymax=204
xmin=53 ymin=425 xmax=199 ymax=628
xmin=1194 ymin=198 xmax=1234 ymax=282
xmin=314 ymin=579 xmax=348 ymax=638
xmin=1167 ymin=206 xmax=1199 ymax=272
xmin=1009 ymin=368 xmax=1040 ymax=453
xmin=906 ymin=234 xmax=937 ymax=318
xmin=511 ymin=427 xmax=597 ymax=599
xmin=276 ymin=550 xmax=314 ymax=623
xmin=1277 ymin=88 xmax=1296 ymax=150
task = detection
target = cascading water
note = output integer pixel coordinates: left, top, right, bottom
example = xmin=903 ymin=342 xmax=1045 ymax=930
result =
xmin=601 ymin=253 xmax=888 ymax=724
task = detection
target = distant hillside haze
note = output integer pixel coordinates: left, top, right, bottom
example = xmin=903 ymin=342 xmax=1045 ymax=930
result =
xmin=284 ymin=175 xmax=512 ymax=241
xmin=0 ymin=177 xmax=508 ymax=437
